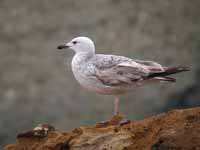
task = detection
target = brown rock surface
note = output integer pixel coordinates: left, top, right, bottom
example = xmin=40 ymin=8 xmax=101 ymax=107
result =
xmin=4 ymin=107 xmax=200 ymax=150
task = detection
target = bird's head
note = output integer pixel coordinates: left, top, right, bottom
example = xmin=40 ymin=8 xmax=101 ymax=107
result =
xmin=57 ymin=36 xmax=95 ymax=54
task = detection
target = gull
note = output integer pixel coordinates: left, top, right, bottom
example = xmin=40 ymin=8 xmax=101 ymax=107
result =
xmin=57 ymin=36 xmax=189 ymax=117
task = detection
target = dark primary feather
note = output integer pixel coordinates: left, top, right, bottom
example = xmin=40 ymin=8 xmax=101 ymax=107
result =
xmin=147 ymin=65 xmax=190 ymax=78
xmin=144 ymin=65 xmax=190 ymax=82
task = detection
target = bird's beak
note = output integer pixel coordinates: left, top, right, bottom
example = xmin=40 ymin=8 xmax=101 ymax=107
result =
xmin=57 ymin=43 xmax=70 ymax=50
xmin=57 ymin=44 xmax=70 ymax=49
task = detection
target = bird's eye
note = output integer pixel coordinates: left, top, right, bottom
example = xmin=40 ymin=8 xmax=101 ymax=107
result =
xmin=72 ymin=41 xmax=77 ymax=44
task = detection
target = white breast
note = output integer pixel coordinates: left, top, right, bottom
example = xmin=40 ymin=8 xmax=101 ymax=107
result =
xmin=71 ymin=53 xmax=98 ymax=89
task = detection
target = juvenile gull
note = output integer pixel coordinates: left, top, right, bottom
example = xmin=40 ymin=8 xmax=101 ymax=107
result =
xmin=57 ymin=36 xmax=189 ymax=116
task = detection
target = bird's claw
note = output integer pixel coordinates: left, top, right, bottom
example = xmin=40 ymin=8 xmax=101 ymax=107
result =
xmin=96 ymin=113 xmax=130 ymax=128
xmin=119 ymin=119 xmax=131 ymax=126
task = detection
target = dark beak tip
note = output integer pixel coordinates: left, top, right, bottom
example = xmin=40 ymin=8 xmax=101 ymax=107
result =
xmin=57 ymin=45 xmax=63 ymax=49
xmin=57 ymin=45 xmax=68 ymax=50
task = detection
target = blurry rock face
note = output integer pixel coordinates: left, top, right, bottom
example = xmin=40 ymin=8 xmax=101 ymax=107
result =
xmin=5 ymin=107 xmax=200 ymax=150
xmin=0 ymin=0 xmax=200 ymax=148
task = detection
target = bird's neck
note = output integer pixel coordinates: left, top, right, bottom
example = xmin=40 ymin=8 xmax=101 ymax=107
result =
xmin=73 ymin=52 xmax=94 ymax=63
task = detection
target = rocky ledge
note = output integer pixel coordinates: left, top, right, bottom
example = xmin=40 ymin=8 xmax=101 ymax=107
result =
xmin=4 ymin=107 xmax=200 ymax=150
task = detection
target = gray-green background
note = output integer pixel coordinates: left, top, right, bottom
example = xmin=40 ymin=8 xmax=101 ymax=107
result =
xmin=1 ymin=0 xmax=200 ymax=148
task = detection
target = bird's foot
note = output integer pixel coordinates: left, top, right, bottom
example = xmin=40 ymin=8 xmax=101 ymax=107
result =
xmin=95 ymin=113 xmax=131 ymax=128
xmin=119 ymin=119 xmax=131 ymax=126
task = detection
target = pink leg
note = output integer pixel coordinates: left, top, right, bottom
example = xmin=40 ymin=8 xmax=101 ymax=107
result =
xmin=114 ymin=97 xmax=120 ymax=116
xmin=96 ymin=96 xmax=132 ymax=128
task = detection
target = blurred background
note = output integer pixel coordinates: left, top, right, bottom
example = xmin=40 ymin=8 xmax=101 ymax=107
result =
xmin=0 ymin=0 xmax=200 ymax=148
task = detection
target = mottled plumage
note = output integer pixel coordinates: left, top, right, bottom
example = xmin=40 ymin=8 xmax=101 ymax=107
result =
xmin=58 ymin=36 xmax=189 ymax=115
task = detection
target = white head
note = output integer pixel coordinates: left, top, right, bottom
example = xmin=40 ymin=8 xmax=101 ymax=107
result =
xmin=57 ymin=36 xmax=95 ymax=55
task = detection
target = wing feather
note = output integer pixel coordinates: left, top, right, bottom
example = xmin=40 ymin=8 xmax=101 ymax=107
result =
xmin=134 ymin=60 xmax=164 ymax=73
xmin=96 ymin=61 xmax=150 ymax=86
xmin=91 ymin=55 xmax=165 ymax=86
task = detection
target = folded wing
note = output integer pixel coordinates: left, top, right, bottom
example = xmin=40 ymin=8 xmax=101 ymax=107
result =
xmin=96 ymin=60 xmax=165 ymax=86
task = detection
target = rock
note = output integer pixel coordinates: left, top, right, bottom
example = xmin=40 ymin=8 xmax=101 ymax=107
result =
xmin=16 ymin=124 xmax=55 ymax=139
xmin=4 ymin=107 xmax=200 ymax=150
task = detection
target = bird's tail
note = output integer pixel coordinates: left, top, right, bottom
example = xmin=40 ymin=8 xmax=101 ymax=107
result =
xmin=160 ymin=65 xmax=190 ymax=76
xmin=147 ymin=65 xmax=190 ymax=82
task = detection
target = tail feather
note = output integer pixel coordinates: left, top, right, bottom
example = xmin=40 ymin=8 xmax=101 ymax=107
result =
xmin=162 ymin=65 xmax=190 ymax=76
xmin=154 ymin=77 xmax=176 ymax=82
xmin=146 ymin=65 xmax=190 ymax=82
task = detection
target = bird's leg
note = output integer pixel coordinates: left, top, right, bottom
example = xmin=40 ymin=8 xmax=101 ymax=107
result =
xmin=113 ymin=96 xmax=130 ymax=126
xmin=96 ymin=96 xmax=130 ymax=128
xmin=96 ymin=96 xmax=121 ymax=127
xmin=114 ymin=96 xmax=120 ymax=116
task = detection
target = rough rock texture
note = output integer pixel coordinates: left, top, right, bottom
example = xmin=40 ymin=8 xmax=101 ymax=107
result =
xmin=5 ymin=107 xmax=200 ymax=150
